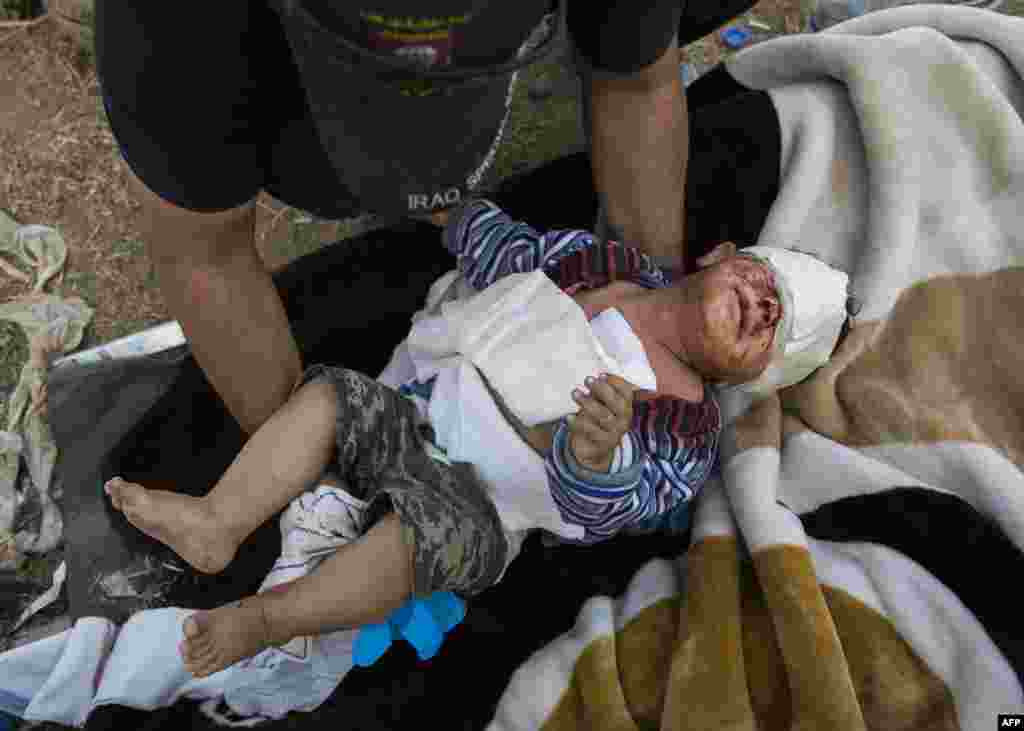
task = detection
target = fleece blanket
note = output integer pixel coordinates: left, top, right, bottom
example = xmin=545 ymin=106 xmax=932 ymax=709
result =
xmin=489 ymin=6 xmax=1024 ymax=730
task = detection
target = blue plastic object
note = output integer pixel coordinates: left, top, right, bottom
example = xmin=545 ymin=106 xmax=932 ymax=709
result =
xmin=353 ymin=592 xmax=466 ymax=667
xmin=0 ymin=712 xmax=13 ymax=731
xmin=679 ymin=62 xmax=697 ymax=88
xmin=719 ymin=25 xmax=753 ymax=50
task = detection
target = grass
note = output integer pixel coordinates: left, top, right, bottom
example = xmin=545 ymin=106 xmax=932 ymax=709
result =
xmin=0 ymin=323 xmax=27 ymax=426
xmin=110 ymin=238 xmax=145 ymax=259
xmin=108 ymin=317 xmax=159 ymax=340
xmin=0 ymin=0 xmax=34 ymax=20
xmin=265 ymin=210 xmax=339 ymax=267
xmin=486 ymin=55 xmax=584 ymax=183
xmin=109 ymin=238 xmax=158 ymax=287
xmin=62 ymin=270 xmax=97 ymax=307
xmin=75 ymin=3 xmax=95 ymax=70
xmin=1004 ymin=0 xmax=1024 ymax=17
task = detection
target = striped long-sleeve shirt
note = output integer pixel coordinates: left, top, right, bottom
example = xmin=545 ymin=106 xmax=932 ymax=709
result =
xmin=435 ymin=199 xmax=721 ymax=544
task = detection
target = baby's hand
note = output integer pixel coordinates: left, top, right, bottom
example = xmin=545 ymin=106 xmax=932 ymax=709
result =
xmin=568 ymin=374 xmax=640 ymax=473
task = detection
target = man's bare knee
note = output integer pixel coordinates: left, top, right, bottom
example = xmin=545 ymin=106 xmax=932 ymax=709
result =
xmin=127 ymin=164 xmax=257 ymax=267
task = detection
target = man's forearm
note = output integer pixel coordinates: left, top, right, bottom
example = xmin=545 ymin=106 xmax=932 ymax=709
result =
xmin=588 ymin=39 xmax=689 ymax=268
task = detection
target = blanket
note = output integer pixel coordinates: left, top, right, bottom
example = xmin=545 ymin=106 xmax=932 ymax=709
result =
xmin=489 ymin=6 xmax=1024 ymax=730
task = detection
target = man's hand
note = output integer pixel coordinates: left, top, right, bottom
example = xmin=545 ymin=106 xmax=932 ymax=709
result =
xmin=414 ymin=208 xmax=451 ymax=228
xmin=568 ymin=373 xmax=642 ymax=473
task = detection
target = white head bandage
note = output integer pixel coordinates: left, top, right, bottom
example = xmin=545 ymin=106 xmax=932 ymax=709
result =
xmin=725 ymin=246 xmax=850 ymax=397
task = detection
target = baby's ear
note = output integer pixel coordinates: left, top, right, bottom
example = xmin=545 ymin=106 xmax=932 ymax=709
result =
xmin=696 ymin=241 xmax=738 ymax=269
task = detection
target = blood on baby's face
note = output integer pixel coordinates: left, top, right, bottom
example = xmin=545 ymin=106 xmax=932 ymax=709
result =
xmin=683 ymin=256 xmax=783 ymax=383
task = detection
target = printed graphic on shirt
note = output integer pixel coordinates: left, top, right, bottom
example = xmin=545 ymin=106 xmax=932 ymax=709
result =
xmin=360 ymin=11 xmax=474 ymax=95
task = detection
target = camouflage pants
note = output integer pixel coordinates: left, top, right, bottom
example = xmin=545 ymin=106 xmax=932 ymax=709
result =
xmin=297 ymin=365 xmax=509 ymax=599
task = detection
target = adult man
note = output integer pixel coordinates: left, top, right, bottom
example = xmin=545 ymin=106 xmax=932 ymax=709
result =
xmin=96 ymin=1 xmax=696 ymax=435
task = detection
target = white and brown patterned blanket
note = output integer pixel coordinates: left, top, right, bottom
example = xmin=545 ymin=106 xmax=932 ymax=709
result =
xmin=490 ymin=6 xmax=1024 ymax=729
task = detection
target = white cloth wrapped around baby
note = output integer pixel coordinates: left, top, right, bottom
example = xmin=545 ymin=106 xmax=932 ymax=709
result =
xmin=380 ymin=269 xmax=658 ymax=543
xmin=406 ymin=269 xmax=657 ymax=426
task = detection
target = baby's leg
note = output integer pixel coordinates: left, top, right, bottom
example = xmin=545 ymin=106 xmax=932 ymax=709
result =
xmin=178 ymin=364 xmax=512 ymax=675
xmin=106 ymin=377 xmax=340 ymax=573
xmin=180 ymin=512 xmax=411 ymax=678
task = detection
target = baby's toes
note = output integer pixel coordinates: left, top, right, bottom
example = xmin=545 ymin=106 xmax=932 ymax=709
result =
xmin=104 ymin=480 xmax=122 ymax=510
xmin=104 ymin=477 xmax=137 ymax=511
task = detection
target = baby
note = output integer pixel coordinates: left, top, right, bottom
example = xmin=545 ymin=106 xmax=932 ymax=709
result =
xmin=104 ymin=199 xmax=850 ymax=678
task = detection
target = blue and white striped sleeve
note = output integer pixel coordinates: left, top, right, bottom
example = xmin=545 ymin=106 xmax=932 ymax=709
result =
xmin=442 ymin=199 xmax=596 ymax=291
xmin=546 ymin=418 xmax=719 ymax=543
xmin=544 ymin=419 xmax=655 ymax=542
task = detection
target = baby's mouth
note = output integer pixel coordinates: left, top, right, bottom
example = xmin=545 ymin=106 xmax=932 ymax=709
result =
xmin=735 ymin=287 xmax=747 ymax=336
xmin=736 ymin=278 xmax=782 ymax=338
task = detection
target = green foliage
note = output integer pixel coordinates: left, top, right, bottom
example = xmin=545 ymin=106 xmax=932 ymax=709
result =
xmin=110 ymin=238 xmax=146 ymax=259
xmin=108 ymin=318 xmax=159 ymax=341
xmin=1004 ymin=0 xmax=1024 ymax=18
xmin=488 ymin=57 xmax=583 ymax=185
xmin=266 ymin=211 xmax=331 ymax=266
xmin=76 ymin=3 xmax=96 ymax=69
xmin=0 ymin=321 xmax=28 ymax=428
xmin=63 ymin=270 xmax=98 ymax=306
xmin=0 ymin=0 xmax=34 ymax=21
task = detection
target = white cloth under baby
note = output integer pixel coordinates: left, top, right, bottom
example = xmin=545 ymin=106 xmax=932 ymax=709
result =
xmin=378 ymin=269 xmax=657 ymax=542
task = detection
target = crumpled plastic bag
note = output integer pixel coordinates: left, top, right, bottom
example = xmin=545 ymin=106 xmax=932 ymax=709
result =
xmin=0 ymin=218 xmax=68 ymax=294
xmin=0 ymin=212 xmax=93 ymax=569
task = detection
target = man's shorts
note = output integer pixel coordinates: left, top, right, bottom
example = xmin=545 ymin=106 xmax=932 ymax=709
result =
xmin=96 ymin=0 xmax=757 ymax=221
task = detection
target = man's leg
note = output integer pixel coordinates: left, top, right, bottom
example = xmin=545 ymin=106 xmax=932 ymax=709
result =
xmin=131 ymin=171 xmax=302 ymax=436
xmin=572 ymin=30 xmax=689 ymax=269
xmin=106 ymin=377 xmax=339 ymax=574
xmin=98 ymin=0 xmax=304 ymax=436
xmin=179 ymin=511 xmax=412 ymax=678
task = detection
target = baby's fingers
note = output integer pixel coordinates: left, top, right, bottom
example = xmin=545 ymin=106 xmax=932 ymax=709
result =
xmin=572 ymin=387 xmax=616 ymax=430
xmin=567 ymin=416 xmax=606 ymax=463
xmin=585 ymin=375 xmax=632 ymax=419
xmin=568 ymin=412 xmax=605 ymax=442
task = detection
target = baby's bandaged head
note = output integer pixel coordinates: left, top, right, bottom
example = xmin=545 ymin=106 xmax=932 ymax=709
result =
xmin=725 ymin=246 xmax=850 ymax=397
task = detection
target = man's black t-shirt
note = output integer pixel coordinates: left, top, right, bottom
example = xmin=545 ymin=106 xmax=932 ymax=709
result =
xmin=95 ymin=2 xmax=684 ymax=218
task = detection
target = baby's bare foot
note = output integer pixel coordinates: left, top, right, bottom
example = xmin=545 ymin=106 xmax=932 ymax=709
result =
xmin=104 ymin=477 xmax=239 ymax=574
xmin=180 ymin=599 xmax=273 ymax=678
